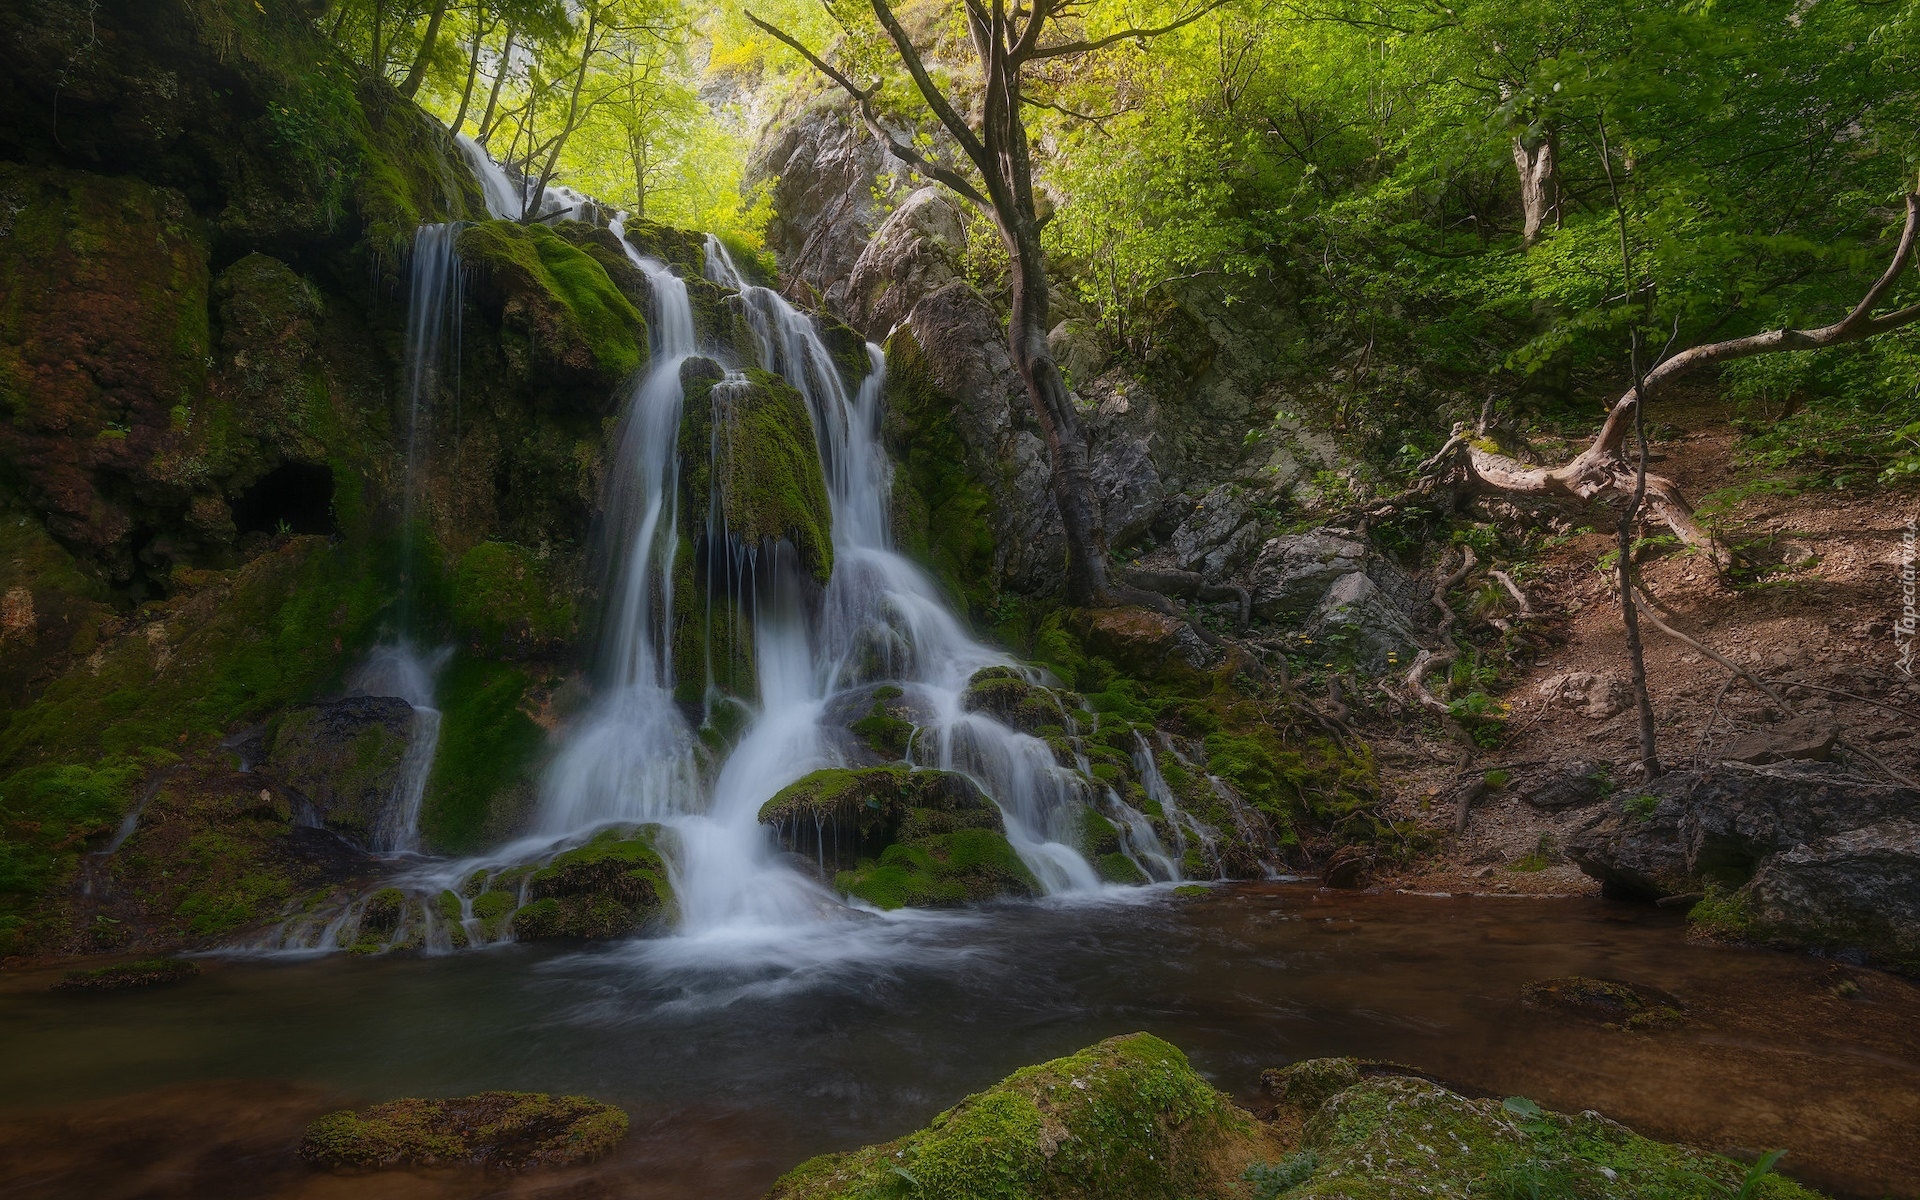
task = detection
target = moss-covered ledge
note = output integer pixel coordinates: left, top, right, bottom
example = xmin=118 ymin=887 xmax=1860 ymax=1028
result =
xmin=678 ymin=359 xmax=834 ymax=583
xmin=458 ymin=220 xmax=645 ymax=404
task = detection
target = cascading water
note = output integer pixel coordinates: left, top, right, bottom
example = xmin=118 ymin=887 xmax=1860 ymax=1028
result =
xmin=454 ymin=133 xmax=596 ymax=223
xmin=360 ymin=224 xmax=462 ymax=855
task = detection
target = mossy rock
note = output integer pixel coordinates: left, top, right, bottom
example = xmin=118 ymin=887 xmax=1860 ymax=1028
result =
xmin=267 ymin=696 xmax=415 ymax=842
xmin=618 ymin=218 xmax=710 ymax=278
xmin=300 ymin=1091 xmax=627 ymax=1171
xmin=767 ymin=1032 xmax=1275 ymax=1199
xmin=761 ymin=766 xmax=1000 ymax=875
xmin=836 ymin=827 xmax=1040 ymax=910
xmin=512 ymin=826 xmax=673 ymax=941
xmin=678 ymin=359 xmax=833 ymax=583
xmin=960 ymin=666 xmax=1071 ymax=737
xmin=458 ymin=220 xmax=645 ymax=403
xmin=52 ymin=956 xmax=199 ymax=992
xmin=1519 ymin=976 xmax=1687 ymax=1030
xmin=880 ymin=327 xmax=996 ymax=609
xmin=419 ymin=655 xmax=546 ymax=855
xmin=845 ymin=685 xmax=917 ymax=760
xmin=1264 ymin=1064 xmax=1825 ymax=1199
xmin=449 ymin=541 xmax=573 ymax=654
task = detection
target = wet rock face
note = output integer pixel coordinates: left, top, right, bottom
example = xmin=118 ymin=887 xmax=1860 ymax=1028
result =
xmin=300 ymin=1092 xmax=628 ymax=1171
xmin=760 ymin=765 xmax=1002 ymax=875
xmin=1569 ymin=763 xmax=1920 ymax=971
xmin=1171 ymin=485 xmax=1259 ymax=579
xmin=1746 ymin=821 xmax=1920 ymax=970
xmin=268 ymin=697 xmax=416 ymax=844
xmin=1516 ymin=761 xmax=1613 ymax=811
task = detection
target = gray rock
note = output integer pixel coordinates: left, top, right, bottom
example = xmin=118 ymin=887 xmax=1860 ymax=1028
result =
xmin=1519 ymin=760 xmax=1613 ymax=811
xmin=1306 ymin=571 xmax=1421 ymax=671
xmin=1747 ymin=820 xmax=1920 ymax=968
xmin=268 ymin=697 xmax=415 ymax=842
xmin=1719 ymin=715 xmax=1840 ymax=765
xmin=1248 ymin=529 xmax=1370 ymax=621
xmin=1537 ymin=672 xmax=1635 ymax=720
xmin=898 ymin=282 xmax=1066 ymax=595
xmin=1048 ymin=318 xmax=1107 ymax=390
xmin=747 ymin=97 xmax=909 ymax=313
xmin=1568 ymin=763 xmax=1920 ymax=900
xmin=1089 ymin=426 xmax=1162 ymax=551
xmin=1170 ymin=485 xmax=1258 ymax=579
xmin=844 ymin=187 xmax=967 ymax=338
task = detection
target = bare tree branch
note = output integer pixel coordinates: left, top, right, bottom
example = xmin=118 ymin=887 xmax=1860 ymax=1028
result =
xmin=1020 ymin=0 xmax=1232 ymax=60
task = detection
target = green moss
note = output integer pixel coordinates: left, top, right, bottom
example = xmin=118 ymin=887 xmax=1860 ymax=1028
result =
xmin=450 ymin=542 xmax=574 ymax=652
xmin=52 ymin=957 xmax=199 ymax=991
xmin=512 ymin=827 xmax=674 ymax=940
xmin=768 ymin=1033 xmax=1268 ymax=1200
xmin=850 ymin=702 xmax=914 ymax=760
xmin=881 ymin=328 xmax=997 ymax=610
xmin=0 ymin=539 xmax=389 ymax=942
xmin=679 ymin=363 xmax=834 ymax=582
xmin=299 ymin=1091 xmax=627 ymax=1170
xmin=458 ymin=220 xmax=645 ymax=387
xmin=836 ymin=828 xmax=1040 ymax=910
xmin=420 ymin=655 xmax=545 ymax=855
xmin=1688 ymin=883 xmax=1754 ymax=941
xmin=1097 ymin=852 xmax=1149 ymax=884
xmin=1272 ymin=1070 xmax=1822 ymax=1200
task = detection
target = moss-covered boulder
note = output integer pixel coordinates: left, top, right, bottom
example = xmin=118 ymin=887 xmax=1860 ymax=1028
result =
xmin=0 ymin=490 xmax=111 ymax=710
xmin=512 ymin=826 xmax=673 ymax=941
xmin=768 ymin=1033 xmax=1275 ymax=1200
xmin=300 ymin=1092 xmax=627 ymax=1171
xmin=880 ymin=324 xmax=996 ymax=609
xmin=679 ymin=359 xmax=834 ymax=583
xmin=1257 ymin=1061 xmax=1824 ymax=1199
xmin=760 ymin=766 xmax=1000 ymax=874
xmin=267 ymin=697 xmax=415 ymax=844
xmin=961 ymin=666 xmax=1068 ymax=736
xmin=51 ymin=956 xmax=199 ymax=992
xmin=458 ymin=220 xmax=645 ymax=405
xmin=836 ymin=830 xmax=1040 ymax=910
xmin=419 ymin=656 xmax=547 ymax=855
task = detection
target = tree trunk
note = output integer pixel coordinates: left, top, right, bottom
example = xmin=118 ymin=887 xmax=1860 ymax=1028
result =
xmin=369 ymin=0 xmax=386 ymax=79
xmin=1005 ymin=218 xmax=1110 ymax=606
xmin=524 ymin=9 xmax=598 ymax=222
xmin=449 ymin=6 xmax=487 ymax=134
xmin=1512 ymin=130 xmax=1558 ymax=249
xmin=398 ymin=0 xmax=450 ymax=98
xmin=629 ymin=126 xmax=648 ymax=219
xmin=475 ymin=26 xmax=515 ymax=144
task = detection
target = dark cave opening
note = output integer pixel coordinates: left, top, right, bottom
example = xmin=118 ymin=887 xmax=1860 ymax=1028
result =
xmin=232 ymin=462 xmax=336 ymax=536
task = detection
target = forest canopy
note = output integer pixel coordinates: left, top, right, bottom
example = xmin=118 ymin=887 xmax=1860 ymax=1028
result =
xmin=319 ymin=0 xmax=1920 ymax=478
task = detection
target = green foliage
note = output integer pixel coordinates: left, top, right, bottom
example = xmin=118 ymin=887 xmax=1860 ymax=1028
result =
xmin=1688 ymin=883 xmax=1754 ymax=941
xmin=836 ymin=828 xmax=1039 ymax=910
xmin=1245 ymin=1151 xmax=1320 ymax=1198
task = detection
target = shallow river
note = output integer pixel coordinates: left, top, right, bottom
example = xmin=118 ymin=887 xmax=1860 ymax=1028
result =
xmin=2 ymin=885 xmax=1916 ymax=1199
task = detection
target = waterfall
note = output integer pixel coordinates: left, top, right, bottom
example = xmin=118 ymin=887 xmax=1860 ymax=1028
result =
xmin=454 ymin=134 xmax=596 ymax=223
xmin=363 ymin=225 xmax=462 ymax=855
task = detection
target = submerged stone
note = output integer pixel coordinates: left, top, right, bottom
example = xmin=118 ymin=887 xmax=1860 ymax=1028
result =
xmin=300 ymin=1091 xmax=627 ymax=1171
xmin=766 ymin=1033 xmax=1273 ymax=1200
xmin=51 ymin=957 xmax=199 ymax=992
xmin=1519 ymin=976 xmax=1686 ymax=1030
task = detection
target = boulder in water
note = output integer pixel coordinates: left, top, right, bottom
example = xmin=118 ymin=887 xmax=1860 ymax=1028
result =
xmin=1256 ymin=1060 xmax=1826 ymax=1199
xmin=299 ymin=1091 xmax=627 ymax=1171
xmin=960 ymin=666 xmax=1068 ymax=736
xmin=759 ymin=766 xmax=1001 ymax=874
xmin=766 ymin=1033 xmax=1274 ymax=1200
xmin=511 ymin=826 xmax=674 ymax=941
xmin=52 ymin=957 xmax=199 ymax=992
xmin=1744 ymin=821 xmax=1920 ymax=972
xmin=1519 ymin=976 xmax=1686 ymax=1030
xmin=267 ymin=697 xmax=415 ymax=844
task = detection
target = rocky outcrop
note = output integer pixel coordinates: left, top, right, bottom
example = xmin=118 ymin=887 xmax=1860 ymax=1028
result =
xmin=844 ymin=187 xmax=968 ymax=338
xmin=1569 ymin=763 xmax=1920 ymax=971
xmin=748 ymin=95 xmax=908 ymax=313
